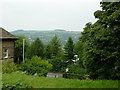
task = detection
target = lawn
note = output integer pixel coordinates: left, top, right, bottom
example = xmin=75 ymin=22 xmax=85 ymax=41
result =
xmin=0 ymin=64 xmax=2 ymax=90
xmin=2 ymin=71 xmax=119 ymax=88
xmin=0 ymin=73 xmax=2 ymax=90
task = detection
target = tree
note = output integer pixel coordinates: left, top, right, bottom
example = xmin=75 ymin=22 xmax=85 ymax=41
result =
xmin=74 ymin=40 xmax=84 ymax=68
xmin=45 ymin=44 xmax=52 ymax=59
xmin=82 ymin=2 xmax=120 ymax=79
xmin=45 ymin=35 xmax=65 ymax=72
xmin=15 ymin=35 xmax=29 ymax=63
xmin=74 ymin=22 xmax=93 ymax=68
xmin=48 ymin=58 xmax=65 ymax=72
xmin=26 ymin=38 xmax=44 ymax=59
xmin=48 ymin=35 xmax=62 ymax=59
xmin=64 ymin=37 xmax=74 ymax=65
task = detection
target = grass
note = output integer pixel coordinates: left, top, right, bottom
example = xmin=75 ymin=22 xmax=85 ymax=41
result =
xmin=2 ymin=71 xmax=119 ymax=88
xmin=0 ymin=64 xmax=2 ymax=90
xmin=0 ymin=73 xmax=2 ymax=90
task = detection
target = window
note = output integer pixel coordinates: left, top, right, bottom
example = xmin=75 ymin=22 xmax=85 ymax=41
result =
xmin=4 ymin=49 xmax=8 ymax=58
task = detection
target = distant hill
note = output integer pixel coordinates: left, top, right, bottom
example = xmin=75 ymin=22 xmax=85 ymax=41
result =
xmin=54 ymin=29 xmax=66 ymax=31
xmin=11 ymin=30 xmax=81 ymax=45
xmin=12 ymin=30 xmax=24 ymax=32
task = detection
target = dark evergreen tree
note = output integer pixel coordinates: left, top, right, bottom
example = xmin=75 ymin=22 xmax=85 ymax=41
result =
xmin=45 ymin=44 xmax=52 ymax=59
xmin=26 ymin=38 xmax=44 ymax=59
xmin=64 ymin=37 xmax=74 ymax=65
xmin=49 ymin=35 xmax=62 ymax=59
xmin=45 ymin=35 xmax=65 ymax=72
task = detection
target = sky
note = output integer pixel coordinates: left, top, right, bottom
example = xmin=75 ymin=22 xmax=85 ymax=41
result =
xmin=0 ymin=0 xmax=101 ymax=31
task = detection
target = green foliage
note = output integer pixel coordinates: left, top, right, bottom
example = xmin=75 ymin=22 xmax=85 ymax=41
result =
xmin=45 ymin=35 xmax=63 ymax=59
xmin=15 ymin=35 xmax=29 ymax=63
xmin=48 ymin=58 xmax=66 ymax=72
xmin=74 ymin=40 xmax=86 ymax=68
xmin=64 ymin=37 xmax=74 ymax=65
xmin=2 ymin=83 xmax=32 ymax=89
xmin=26 ymin=38 xmax=44 ymax=59
xmin=80 ymin=2 xmax=120 ymax=79
xmin=74 ymin=22 xmax=93 ymax=68
xmin=2 ymin=60 xmax=17 ymax=73
xmin=22 ymin=56 xmax=52 ymax=76
xmin=63 ymin=73 xmax=86 ymax=80
xmin=68 ymin=64 xmax=86 ymax=75
xmin=45 ymin=44 xmax=51 ymax=59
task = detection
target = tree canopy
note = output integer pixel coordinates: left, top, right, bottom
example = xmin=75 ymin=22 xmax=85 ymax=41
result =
xmin=78 ymin=2 xmax=120 ymax=79
xmin=26 ymin=38 xmax=44 ymax=59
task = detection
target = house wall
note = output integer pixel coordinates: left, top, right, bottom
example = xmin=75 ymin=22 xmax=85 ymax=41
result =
xmin=2 ymin=39 xmax=15 ymax=61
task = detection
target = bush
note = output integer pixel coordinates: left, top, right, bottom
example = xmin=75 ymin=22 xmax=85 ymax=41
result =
xmin=67 ymin=64 xmax=86 ymax=75
xmin=63 ymin=73 xmax=90 ymax=80
xmin=2 ymin=60 xmax=17 ymax=73
xmin=63 ymin=73 xmax=83 ymax=79
xmin=48 ymin=58 xmax=66 ymax=72
xmin=22 ymin=56 xmax=52 ymax=76
xmin=2 ymin=83 xmax=32 ymax=89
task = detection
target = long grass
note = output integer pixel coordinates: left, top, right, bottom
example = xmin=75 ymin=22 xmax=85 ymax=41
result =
xmin=2 ymin=71 xmax=119 ymax=88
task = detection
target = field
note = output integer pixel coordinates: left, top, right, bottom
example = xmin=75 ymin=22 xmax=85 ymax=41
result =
xmin=2 ymin=72 xmax=119 ymax=88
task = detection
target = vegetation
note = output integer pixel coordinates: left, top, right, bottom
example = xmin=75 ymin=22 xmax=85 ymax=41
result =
xmin=2 ymin=1 xmax=120 ymax=89
xmin=21 ymin=56 xmax=52 ymax=76
xmin=14 ymin=35 xmax=29 ymax=63
xmin=44 ymin=36 xmax=65 ymax=72
xmin=2 ymin=72 xmax=118 ymax=88
xmin=75 ymin=2 xmax=120 ymax=79
xmin=2 ymin=83 xmax=32 ymax=89
xmin=67 ymin=64 xmax=86 ymax=75
xmin=13 ymin=1 xmax=120 ymax=80
xmin=46 ymin=35 xmax=62 ymax=59
xmin=48 ymin=58 xmax=65 ymax=72
xmin=2 ymin=60 xmax=17 ymax=73
xmin=0 ymin=61 xmax=1 ymax=89
xmin=64 ymin=37 xmax=75 ymax=65
xmin=26 ymin=38 xmax=44 ymax=59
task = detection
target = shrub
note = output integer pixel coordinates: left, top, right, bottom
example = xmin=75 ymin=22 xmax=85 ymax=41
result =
xmin=67 ymin=64 xmax=86 ymax=75
xmin=63 ymin=73 xmax=90 ymax=80
xmin=2 ymin=83 xmax=32 ymax=89
xmin=22 ymin=56 xmax=52 ymax=76
xmin=63 ymin=73 xmax=84 ymax=79
xmin=48 ymin=58 xmax=66 ymax=72
xmin=62 ymin=64 xmax=88 ymax=79
xmin=2 ymin=60 xmax=17 ymax=73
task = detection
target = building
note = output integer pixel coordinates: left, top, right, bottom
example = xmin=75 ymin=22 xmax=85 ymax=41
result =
xmin=0 ymin=28 xmax=18 ymax=61
xmin=47 ymin=72 xmax=63 ymax=78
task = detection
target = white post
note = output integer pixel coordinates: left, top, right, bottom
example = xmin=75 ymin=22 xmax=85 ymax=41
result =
xmin=23 ymin=39 xmax=25 ymax=63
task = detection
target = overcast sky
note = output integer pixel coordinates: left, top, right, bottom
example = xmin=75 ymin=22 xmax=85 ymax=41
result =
xmin=0 ymin=0 xmax=101 ymax=31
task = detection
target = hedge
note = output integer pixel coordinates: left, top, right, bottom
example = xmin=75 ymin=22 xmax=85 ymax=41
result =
xmin=63 ymin=73 xmax=89 ymax=79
